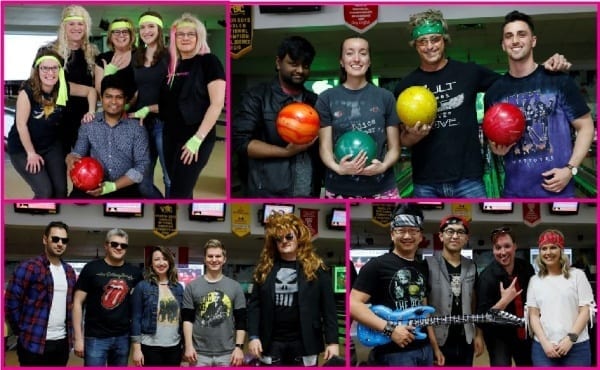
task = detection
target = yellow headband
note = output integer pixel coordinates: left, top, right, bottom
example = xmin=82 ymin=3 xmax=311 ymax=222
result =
xmin=139 ymin=15 xmax=163 ymax=29
xmin=176 ymin=21 xmax=196 ymax=30
xmin=34 ymin=56 xmax=68 ymax=106
xmin=110 ymin=21 xmax=133 ymax=32
xmin=63 ymin=15 xmax=84 ymax=23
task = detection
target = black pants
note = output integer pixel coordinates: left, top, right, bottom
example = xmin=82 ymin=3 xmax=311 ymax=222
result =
xmin=483 ymin=331 xmax=532 ymax=366
xmin=141 ymin=343 xmax=182 ymax=366
xmin=164 ymin=127 xmax=216 ymax=199
xmin=440 ymin=338 xmax=474 ymax=366
xmin=266 ymin=339 xmax=315 ymax=366
xmin=17 ymin=338 xmax=69 ymax=366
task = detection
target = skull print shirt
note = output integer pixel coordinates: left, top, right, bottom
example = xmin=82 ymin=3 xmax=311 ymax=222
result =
xmin=272 ymin=260 xmax=301 ymax=341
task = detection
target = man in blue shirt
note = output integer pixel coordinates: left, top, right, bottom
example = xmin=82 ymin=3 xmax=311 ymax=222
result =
xmin=5 ymin=221 xmax=77 ymax=366
xmin=66 ymin=75 xmax=150 ymax=198
xmin=484 ymin=10 xmax=594 ymax=197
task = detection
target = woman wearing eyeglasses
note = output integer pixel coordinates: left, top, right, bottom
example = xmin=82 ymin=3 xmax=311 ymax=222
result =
xmin=131 ymin=246 xmax=184 ymax=366
xmin=94 ymin=17 xmax=137 ymax=102
xmin=526 ymin=229 xmax=595 ymax=366
xmin=316 ymin=36 xmax=401 ymax=199
xmin=159 ymin=13 xmax=225 ymax=199
xmin=7 ymin=48 xmax=96 ymax=198
xmin=247 ymin=212 xmax=339 ymax=366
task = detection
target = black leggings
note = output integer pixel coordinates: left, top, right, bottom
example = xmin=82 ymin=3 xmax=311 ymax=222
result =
xmin=163 ymin=127 xmax=216 ymax=199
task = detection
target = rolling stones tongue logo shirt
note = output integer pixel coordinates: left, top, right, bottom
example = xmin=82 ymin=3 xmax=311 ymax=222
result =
xmin=74 ymin=259 xmax=143 ymax=337
xmin=102 ymin=278 xmax=130 ymax=309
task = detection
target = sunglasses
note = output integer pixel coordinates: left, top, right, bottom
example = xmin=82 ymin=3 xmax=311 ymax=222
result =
xmin=108 ymin=241 xmax=129 ymax=249
xmin=274 ymin=233 xmax=295 ymax=243
xmin=50 ymin=236 xmax=69 ymax=244
xmin=490 ymin=226 xmax=512 ymax=242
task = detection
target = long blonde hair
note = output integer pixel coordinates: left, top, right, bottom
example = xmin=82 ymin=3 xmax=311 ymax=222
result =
xmin=253 ymin=212 xmax=327 ymax=284
xmin=51 ymin=5 xmax=98 ymax=75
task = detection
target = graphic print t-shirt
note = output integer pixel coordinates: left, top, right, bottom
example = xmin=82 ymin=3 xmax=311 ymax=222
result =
xmin=182 ymin=276 xmax=246 ymax=356
xmin=272 ymin=260 xmax=301 ymax=341
xmin=74 ymin=259 xmax=142 ymax=337
xmin=353 ymin=252 xmax=429 ymax=352
xmin=484 ymin=65 xmax=590 ymax=197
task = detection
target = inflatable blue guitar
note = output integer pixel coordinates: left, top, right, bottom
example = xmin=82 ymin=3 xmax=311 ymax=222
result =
xmin=357 ymin=305 xmax=525 ymax=347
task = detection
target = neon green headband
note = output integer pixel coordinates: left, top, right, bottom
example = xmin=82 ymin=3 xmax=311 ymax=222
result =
xmin=34 ymin=56 xmax=68 ymax=106
xmin=412 ymin=20 xmax=445 ymax=40
xmin=109 ymin=21 xmax=133 ymax=32
xmin=139 ymin=15 xmax=163 ymax=28
xmin=176 ymin=21 xmax=196 ymax=30
xmin=63 ymin=15 xmax=84 ymax=23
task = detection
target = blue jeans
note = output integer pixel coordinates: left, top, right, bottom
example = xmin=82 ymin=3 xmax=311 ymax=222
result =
xmin=413 ymin=177 xmax=486 ymax=198
xmin=139 ymin=118 xmax=170 ymax=198
xmin=532 ymin=340 xmax=591 ymax=366
xmin=369 ymin=345 xmax=433 ymax=366
xmin=84 ymin=334 xmax=130 ymax=366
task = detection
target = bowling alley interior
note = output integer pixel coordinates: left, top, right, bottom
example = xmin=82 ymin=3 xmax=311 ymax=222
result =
xmin=3 ymin=5 xmax=226 ymax=199
xmin=3 ymin=202 xmax=346 ymax=366
xmin=230 ymin=5 xmax=597 ymax=197
xmin=349 ymin=201 xmax=597 ymax=366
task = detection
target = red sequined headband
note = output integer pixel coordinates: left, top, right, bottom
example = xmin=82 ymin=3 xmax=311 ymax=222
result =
xmin=538 ymin=231 xmax=564 ymax=248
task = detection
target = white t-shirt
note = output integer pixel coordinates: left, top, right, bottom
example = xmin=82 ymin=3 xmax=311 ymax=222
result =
xmin=46 ymin=263 xmax=67 ymax=340
xmin=526 ymin=268 xmax=594 ymax=344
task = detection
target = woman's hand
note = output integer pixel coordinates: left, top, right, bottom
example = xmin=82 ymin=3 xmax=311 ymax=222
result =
xmin=25 ymin=152 xmax=44 ymax=173
xmin=337 ymin=151 xmax=367 ymax=175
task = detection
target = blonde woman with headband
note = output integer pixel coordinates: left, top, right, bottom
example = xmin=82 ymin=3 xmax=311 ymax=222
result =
xmin=526 ymin=229 xmax=595 ymax=366
xmin=247 ymin=212 xmax=339 ymax=366
xmin=159 ymin=13 xmax=225 ymax=199
xmin=7 ymin=48 xmax=96 ymax=198
xmin=94 ymin=17 xmax=137 ymax=102
xmin=130 ymin=11 xmax=171 ymax=199
xmin=39 ymin=5 xmax=98 ymax=155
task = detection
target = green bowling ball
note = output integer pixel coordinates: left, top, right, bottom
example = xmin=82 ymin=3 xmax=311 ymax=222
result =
xmin=334 ymin=131 xmax=377 ymax=164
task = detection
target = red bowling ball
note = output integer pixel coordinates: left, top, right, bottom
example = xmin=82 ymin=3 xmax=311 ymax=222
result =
xmin=70 ymin=157 xmax=104 ymax=191
xmin=482 ymin=102 xmax=526 ymax=146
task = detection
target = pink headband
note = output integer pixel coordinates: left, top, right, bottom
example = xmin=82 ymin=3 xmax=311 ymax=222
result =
xmin=538 ymin=231 xmax=564 ymax=249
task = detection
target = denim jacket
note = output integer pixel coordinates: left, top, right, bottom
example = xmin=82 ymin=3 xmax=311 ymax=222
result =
xmin=131 ymin=279 xmax=184 ymax=343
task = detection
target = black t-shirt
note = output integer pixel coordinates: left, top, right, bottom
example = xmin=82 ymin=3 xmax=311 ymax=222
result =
xmin=74 ymin=259 xmax=142 ymax=337
xmin=272 ymin=260 xmax=301 ymax=341
xmin=444 ymin=259 xmax=464 ymax=340
xmin=7 ymin=83 xmax=65 ymax=154
xmin=394 ymin=59 xmax=500 ymax=184
xmin=96 ymin=51 xmax=137 ymax=100
xmin=353 ymin=252 xmax=429 ymax=352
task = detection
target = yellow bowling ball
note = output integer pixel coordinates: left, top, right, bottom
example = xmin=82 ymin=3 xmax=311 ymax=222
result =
xmin=396 ymin=86 xmax=438 ymax=127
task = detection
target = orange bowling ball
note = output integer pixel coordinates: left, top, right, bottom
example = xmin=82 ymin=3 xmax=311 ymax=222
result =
xmin=396 ymin=86 xmax=438 ymax=127
xmin=276 ymin=102 xmax=320 ymax=145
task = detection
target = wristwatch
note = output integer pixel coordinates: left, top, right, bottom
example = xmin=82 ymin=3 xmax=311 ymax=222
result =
xmin=566 ymin=164 xmax=578 ymax=176
xmin=567 ymin=332 xmax=579 ymax=342
xmin=235 ymin=343 xmax=244 ymax=349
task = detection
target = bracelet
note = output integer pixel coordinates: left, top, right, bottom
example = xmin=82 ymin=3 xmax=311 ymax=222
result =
xmin=382 ymin=321 xmax=397 ymax=337
xmin=235 ymin=343 xmax=244 ymax=349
